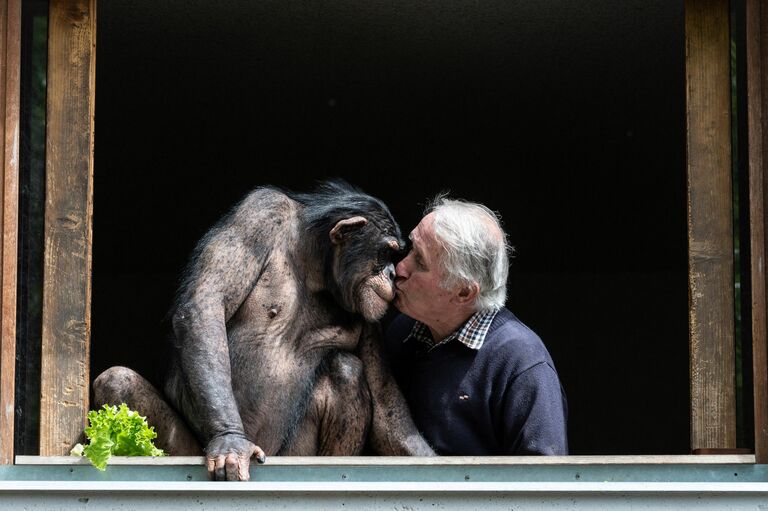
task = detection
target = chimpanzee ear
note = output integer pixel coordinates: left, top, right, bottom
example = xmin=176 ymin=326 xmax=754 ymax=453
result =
xmin=330 ymin=216 xmax=368 ymax=244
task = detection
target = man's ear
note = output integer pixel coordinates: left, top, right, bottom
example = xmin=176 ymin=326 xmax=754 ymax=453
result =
xmin=455 ymin=282 xmax=480 ymax=304
xmin=330 ymin=216 xmax=368 ymax=244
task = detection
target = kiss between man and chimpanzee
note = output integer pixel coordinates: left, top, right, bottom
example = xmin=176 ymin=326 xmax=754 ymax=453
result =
xmin=93 ymin=180 xmax=434 ymax=480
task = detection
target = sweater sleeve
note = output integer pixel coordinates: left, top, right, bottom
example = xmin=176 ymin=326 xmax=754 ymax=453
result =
xmin=499 ymin=361 xmax=569 ymax=455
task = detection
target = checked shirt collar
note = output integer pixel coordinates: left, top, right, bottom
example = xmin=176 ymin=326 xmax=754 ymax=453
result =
xmin=405 ymin=308 xmax=499 ymax=351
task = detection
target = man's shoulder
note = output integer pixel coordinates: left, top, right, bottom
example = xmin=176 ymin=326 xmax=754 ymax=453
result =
xmin=481 ymin=308 xmax=554 ymax=371
xmin=487 ymin=308 xmax=543 ymax=344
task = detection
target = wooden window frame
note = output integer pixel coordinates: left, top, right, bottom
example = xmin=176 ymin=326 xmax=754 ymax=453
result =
xmin=1 ymin=0 xmax=767 ymax=464
xmin=747 ymin=0 xmax=768 ymax=464
xmin=0 ymin=0 xmax=19 ymax=467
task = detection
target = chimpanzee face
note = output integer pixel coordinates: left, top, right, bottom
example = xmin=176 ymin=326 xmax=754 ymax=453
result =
xmin=330 ymin=217 xmax=405 ymax=321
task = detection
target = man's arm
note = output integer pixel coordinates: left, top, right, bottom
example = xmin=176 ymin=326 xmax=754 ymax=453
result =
xmin=357 ymin=324 xmax=436 ymax=456
xmin=500 ymin=362 xmax=569 ymax=455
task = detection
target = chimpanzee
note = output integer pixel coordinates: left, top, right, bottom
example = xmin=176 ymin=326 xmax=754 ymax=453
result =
xmin=92 ymin=180 xmax=434 ymax=480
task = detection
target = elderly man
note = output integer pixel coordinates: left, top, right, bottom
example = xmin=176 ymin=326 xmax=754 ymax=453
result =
xmin=384 ymin=195 xmax=568 ymax=455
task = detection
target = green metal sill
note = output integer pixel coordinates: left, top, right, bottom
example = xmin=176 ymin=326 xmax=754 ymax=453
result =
xmin=1 ymin=456 xmax=767 ymax=510
xmin=4 ymin=454 xmax=768 ymax=483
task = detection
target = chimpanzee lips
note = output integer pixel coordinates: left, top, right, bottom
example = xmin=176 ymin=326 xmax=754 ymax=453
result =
xmin=375 ymin=285 xmax=395 ymax=302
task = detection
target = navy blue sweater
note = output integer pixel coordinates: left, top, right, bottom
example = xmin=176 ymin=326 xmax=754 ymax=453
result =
xmin=385 ymin=308 xmax=568 ymax=455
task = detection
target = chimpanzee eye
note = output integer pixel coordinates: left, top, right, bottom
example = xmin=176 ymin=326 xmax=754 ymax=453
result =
xmin=378 ymin=240 xmax=404 ymax=263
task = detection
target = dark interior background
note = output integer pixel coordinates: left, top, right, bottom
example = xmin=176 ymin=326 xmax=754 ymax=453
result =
xmin=90 ymin=0 xmax=690 ymax=455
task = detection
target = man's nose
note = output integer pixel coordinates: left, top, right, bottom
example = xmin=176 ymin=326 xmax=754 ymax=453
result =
xmin=395 ymin=259 xmax=408 ymax=279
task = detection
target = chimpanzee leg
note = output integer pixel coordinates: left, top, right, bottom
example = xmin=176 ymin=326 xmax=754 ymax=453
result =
xmin=282 ymin=352 xmax=372 ymax=456
xmin=92 ymin=366 xmax=202 ymax=455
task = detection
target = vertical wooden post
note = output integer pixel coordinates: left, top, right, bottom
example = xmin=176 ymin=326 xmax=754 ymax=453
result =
xmin=39 ymin=0 xmax=96 ymax=456
xmin=0 ymin=0 xmax=20 ymax=465
xmin=685 ymin=0 xmax=737 ymax=451
xmin=747 ymin=0 xmax=768 ymax=464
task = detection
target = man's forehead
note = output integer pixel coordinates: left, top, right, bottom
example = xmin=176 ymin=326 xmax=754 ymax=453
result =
xmin=409 ymin=214 xmax=436 ymax=249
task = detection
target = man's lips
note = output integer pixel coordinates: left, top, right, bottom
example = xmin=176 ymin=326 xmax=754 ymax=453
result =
xmin=392 ymin=279 xmax=406 ymax=301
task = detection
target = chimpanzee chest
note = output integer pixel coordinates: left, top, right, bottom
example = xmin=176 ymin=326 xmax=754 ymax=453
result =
xmin=227 ymin=256 xmax=362 ymax=353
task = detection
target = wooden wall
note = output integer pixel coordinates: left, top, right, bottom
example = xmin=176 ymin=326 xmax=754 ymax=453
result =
xmin=747 ymin=0 xmax=768 ymax=464
xmin=0 ymin=0 xmax=20 ymax=465
xmin=38 ymin=0 xmax=96 ymax=456
xmin=685 ymin=0 xmax=736 ymax=451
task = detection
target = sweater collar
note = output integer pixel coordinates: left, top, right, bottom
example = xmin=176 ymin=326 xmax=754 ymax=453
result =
xmin=405 ymin=308 xmax=500 ymax=351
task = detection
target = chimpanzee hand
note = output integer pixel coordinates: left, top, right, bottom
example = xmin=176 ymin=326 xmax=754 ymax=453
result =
xmin=205 ymin=434 xmax=266 ymax=481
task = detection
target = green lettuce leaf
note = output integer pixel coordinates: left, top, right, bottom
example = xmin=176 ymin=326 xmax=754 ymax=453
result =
xmin=79 ymin=403 xmax=165 ymax=470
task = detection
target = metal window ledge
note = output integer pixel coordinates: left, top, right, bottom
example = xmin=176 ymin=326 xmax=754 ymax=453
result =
xmin=3 ymin=456 xmax=767 ymax=510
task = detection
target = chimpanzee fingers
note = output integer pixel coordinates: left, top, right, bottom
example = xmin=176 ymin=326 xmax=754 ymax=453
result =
xmin=253 ymin=444 xmax=267 ymax=464
xmin=225 ymin=453 xmax=241 ymax=481
xmin=236 ymin=453 xmax=252 ymax=481
xmin=213 ymin=455 xmax=227 ymax=481
xmin=205 ymin=435 xmax=262 ymax=480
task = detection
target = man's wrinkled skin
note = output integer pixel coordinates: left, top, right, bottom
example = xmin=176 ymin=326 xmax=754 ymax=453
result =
xmin=93 ymin=181 xmax=434 ymax=481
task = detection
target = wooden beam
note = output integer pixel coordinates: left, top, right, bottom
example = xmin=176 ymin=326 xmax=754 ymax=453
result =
xmin=685 ymin=0 xmax=736 ymax=451
xmin=39 ymin=0 xmax=96 ymax=456
xmin=0 ymin=0 xmax=20 ymax=465
xmin=747 ymin=0 xmax=768 ymax=464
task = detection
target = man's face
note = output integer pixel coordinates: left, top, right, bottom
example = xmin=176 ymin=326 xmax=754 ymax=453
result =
xmin=393 ymin=213 xmax=455 ymax=323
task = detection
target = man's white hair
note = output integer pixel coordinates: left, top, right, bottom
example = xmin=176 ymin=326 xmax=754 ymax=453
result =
xmin=426 ymin=194 xmax=512 ymax=311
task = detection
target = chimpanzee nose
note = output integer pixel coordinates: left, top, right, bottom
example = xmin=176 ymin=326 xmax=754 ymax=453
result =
xmin=386 ymin=263 xmax=396 ymax=282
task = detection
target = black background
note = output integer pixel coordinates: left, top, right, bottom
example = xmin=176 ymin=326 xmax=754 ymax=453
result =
xmin=92 ymin=0 xmax=689 ymax=454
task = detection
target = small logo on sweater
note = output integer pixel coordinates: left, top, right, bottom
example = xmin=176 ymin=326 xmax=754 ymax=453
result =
xmin=458 ymin=393 xmax=470 ymax=401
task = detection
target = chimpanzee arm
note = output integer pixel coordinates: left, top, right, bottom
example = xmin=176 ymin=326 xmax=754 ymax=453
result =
xmin=357 ymin=323 xmax=436 ymax=456
xmin=173 ymin=284 xmax=266 ymax=480
xmin=172 ymin=194 xmax=284 ymax=479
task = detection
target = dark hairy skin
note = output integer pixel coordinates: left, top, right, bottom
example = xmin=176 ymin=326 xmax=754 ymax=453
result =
xmin=93 ymin=180 xmax=434 ymax=481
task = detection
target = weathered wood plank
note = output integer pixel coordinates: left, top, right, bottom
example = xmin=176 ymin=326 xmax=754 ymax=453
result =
xmin=0 ymin=0 xmax=20 ymax=465
xmin=747 ymin=0 xmax=768 ymax=464
xmin=685 ymin=0 xmax=736 ymax=450
xmin=39 ymin=0 xmax=96 ymax=456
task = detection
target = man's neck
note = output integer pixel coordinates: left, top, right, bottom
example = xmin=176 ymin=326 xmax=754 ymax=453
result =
xmin=425 ymin=310 xmax=475 ymax=342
